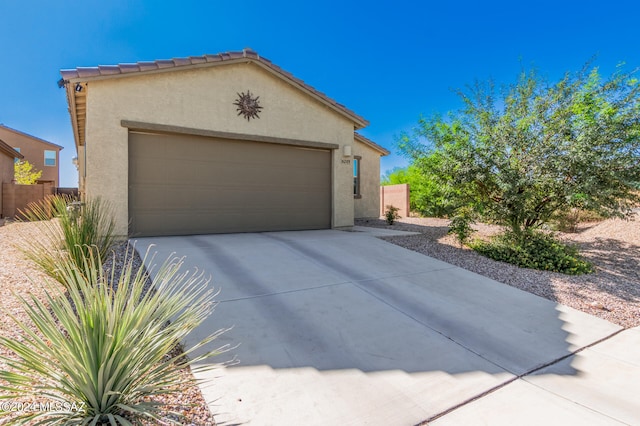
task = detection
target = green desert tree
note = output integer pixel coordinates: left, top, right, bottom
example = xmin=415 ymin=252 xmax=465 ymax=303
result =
xmin=14 ymin=160 xmax=42 ymax=184
xmin=398 ymin=63 xmax=640 ymax=240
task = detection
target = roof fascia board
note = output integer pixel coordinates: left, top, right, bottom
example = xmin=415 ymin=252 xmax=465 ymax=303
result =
xmin=354 ymin=133 xmax=390 ymax=156
xmin=65 ymin=83 xmax=83 ymax=149
xmin=0 ymin=139 xmax=24 ymax=159
xmin=249 ymin=61 xmax=369 ymax=129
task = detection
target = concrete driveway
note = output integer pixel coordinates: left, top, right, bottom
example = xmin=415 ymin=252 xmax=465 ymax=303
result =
xmin=133 ymin=229 xmax=636 ymax=425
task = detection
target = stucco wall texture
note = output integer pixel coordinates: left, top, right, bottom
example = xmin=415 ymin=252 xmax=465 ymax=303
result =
xmin=380 ymin=184 xmax=410 ymax=218
xmin=353 ymin=139 xmax=382 ymax=218
xmin=83 ymin=62 xmax=368 ymax=235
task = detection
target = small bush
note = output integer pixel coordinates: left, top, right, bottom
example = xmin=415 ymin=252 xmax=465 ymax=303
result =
xmin=14 ymin=159 xmax=42 ymax=185
xmin=384 ymin=205 xmax=401 ymax=225
xmin=448 ymin=209 xmax=476 ymax=247
xmin=0 ymin=246 xmax=230 ymax=425
xmin=469 ymin=231 xmax=594 ymax=275
xmin=19 ymin=195 xmax=117 ymax=286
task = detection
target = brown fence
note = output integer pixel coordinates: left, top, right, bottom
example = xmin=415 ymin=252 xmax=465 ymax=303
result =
xmin=2 ymin=182 xmax=56 ymax=219
xmin=56 ymin=187 xmax=79 ymax=198
xmin=380 ymin=184 xmax=410 ymax=218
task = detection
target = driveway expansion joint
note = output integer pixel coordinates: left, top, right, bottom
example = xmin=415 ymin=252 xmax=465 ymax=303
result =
xmin=423 ymin=327 xmax=628 ymax=424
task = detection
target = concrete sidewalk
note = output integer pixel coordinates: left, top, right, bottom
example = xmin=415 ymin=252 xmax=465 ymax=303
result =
xmin=133 ymin=230 xmax=632 ymax=425
xmin=432 ymin=326 xmax=640 ymax=425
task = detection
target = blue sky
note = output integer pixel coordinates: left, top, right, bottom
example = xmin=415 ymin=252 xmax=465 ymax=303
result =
xmin=1 ymin=1 xmax=638 ymax=187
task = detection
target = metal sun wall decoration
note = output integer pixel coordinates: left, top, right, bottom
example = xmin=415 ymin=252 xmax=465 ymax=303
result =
xmin=233 ymin=90 xmax=263 ymax=121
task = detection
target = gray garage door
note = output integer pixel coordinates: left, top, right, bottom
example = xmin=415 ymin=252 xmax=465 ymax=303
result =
xmin=128 ymin=131 xmax=332 ymax=236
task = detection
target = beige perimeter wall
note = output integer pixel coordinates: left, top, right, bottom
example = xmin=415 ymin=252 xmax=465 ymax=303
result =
xmin=380 ymin=184 xmax=410 ymax=218
xmin=2 ymin=182 xmax=55 ymax=219
xmin=84 ymin=62 xmax=358 ymax=235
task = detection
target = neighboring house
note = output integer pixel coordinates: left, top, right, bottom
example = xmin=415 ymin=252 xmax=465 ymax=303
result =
xmin=0 ymin=138 xmax=23 ymax=217
xmin=60 ymin=48 xmax=389 ymax=237
xmin=0 ymin=125 xmax=63 ymax=186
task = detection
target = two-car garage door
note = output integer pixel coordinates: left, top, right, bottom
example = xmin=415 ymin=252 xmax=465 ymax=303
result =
xmin=128 ymin=132 xmax=332 ymax=237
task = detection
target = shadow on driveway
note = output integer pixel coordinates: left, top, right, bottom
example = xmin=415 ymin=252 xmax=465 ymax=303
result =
xmin=134 ymin=230 xmax=620 ymax=425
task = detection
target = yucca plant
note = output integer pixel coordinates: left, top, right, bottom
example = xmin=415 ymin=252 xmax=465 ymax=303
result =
xmin=0 ymin=246 xmax=230 ymax=425
xmin=19 ymin=195 xmax=117 ymax=286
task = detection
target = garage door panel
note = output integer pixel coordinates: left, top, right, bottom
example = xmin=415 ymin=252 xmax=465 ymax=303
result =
xmin=132 ymin=184 xmax=329 ymax=210
xmin=129 ymin=132 xmax=331 ymax=236
xmin=132 ymin=206 xmax=328 ymax=235
xmin=144 ymin=160 xmax=327 ymax=188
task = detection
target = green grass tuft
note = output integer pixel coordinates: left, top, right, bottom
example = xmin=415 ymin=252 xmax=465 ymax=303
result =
xmin=18 ymin=195 xmax=117 ymax=287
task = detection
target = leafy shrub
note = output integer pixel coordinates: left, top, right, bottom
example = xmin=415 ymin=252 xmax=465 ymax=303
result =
xmin=19 ymin=195 xmax=117 ymax=286
xmin=14 ymin=160 xmax=42 ymax=185
xmin=469 ymin=231 xmax=594 ymax=275
xmin=448 ymin=209 xmax=476 ymax=246
xmin=384 ymin=205 xmax=400 ymax=225
xmin=0 ymin=246 xmax=229 ymax=425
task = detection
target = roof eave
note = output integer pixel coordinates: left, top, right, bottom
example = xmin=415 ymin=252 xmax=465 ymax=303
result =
xmin=354 ymin=133 xmax=390 ymax=156
xmin=0 ymin=138 xmax=24 ymax=159
xmin=249 ymin=60 xmax=369 ymax=129
xmin=65 ymin=83 xmax=83 ymax=149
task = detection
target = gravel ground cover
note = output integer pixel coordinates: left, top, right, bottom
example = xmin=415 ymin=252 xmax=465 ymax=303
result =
xmin=1 ymin=214 xmax=637 ymax=424
xmin=0 ymin=221 xmax=216 ymax=425
xmin=356 ymin=213 xmax=640 ymax=328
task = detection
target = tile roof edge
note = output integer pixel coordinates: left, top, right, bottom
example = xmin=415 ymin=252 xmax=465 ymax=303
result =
xmin=59 ymin=48 xmax=369 ymax=128
xmin=354 ymin=132 xmax=390 ymax=156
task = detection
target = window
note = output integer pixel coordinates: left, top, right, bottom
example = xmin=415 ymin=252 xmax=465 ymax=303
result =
xmin=13 ymin=147 xmax=20 ymax=163
xmin=353 ymin=156 xmax=361 ymax=198
xmin=44 ymin=150 xmax=56 ymax=167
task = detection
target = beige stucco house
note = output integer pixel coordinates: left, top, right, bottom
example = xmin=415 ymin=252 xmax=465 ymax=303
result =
xmin=0 ymin=125 xmax=63 ymax=186
xmin=60 ymin=48 xmax=388 ymax=237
